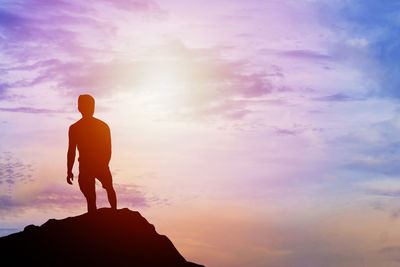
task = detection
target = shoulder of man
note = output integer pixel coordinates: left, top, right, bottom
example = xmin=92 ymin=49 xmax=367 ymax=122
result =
xmin=93 ymin=117 xmax=110 ymax=130
xmin=69 ymin=119 xmax=82 ymax=132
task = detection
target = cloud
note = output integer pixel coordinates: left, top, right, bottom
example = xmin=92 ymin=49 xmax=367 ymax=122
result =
xmin=316 ymin=0 xmax=400 ymax=98
xmin=367 ymin=199 xmax=400 ymax=221
xmin=346 ymin=157 xmax=400 ymax=176
xmin=224 ymin=109 xmax=251 ymax=120
xmin=0 ymin=107 xmax=66 ymax=114
xmin=370 ymin=200 xmax=386 ymax=211
xmin=274 ymin=128 xmax=298 ymax=136
xmin=0 ymin=152 xmax=160 ymax=222
xmin=0 ymin=0 xmax=166 ymax=68
xmin=380 ymin=246 xmax=400 ymax=254
xmin=0 ymin=0 xmax=279 ymax=120
xmin=358 ymin=179 xmax=400 ymax=220
xmin=347 ymin=38 xmax=368 ymax=48
xmin=280 ymin=49 xmax=332 ymax=61
xmin=0 ymin=0 xmax=163 ymax=40
xmin=330 ymin=116 xmax=400 ymax=182
xmin=365 ymin=188 xmax=400 ymax=198
xmin=312 ymin=93 xmax=358 ymax=102
xmin=102 ymin=0 xmax=166 ymax=15
xmin=0 ymin=83 xmax=10 ymax=100
xmin=35 ymin=44 xmax=273 ymax=99
xmin=0 ymin=152 xmax=34 ymax=186
xmin=0 ymin=183 xmax=153 ymax=216
xmin=378 ymin=246 xmax=400 ymax=262
xmin=0 ymin=153 xmax=161 ymax=215
xmin=1 ymin=41 xmax=275 ymax=120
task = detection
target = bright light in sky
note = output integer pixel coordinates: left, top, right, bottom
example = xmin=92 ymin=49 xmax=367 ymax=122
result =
xmin=1 ymin=0 xmax=400 ymax=266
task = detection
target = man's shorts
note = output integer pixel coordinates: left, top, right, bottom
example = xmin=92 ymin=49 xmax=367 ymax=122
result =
xmin=78 ymin=164 xmax=113 ymax=190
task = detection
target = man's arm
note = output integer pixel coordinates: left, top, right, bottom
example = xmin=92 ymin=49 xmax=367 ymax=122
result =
xmin=67 ymin=126 xmax=76 ymax=185
xmin=105 ymin=125 xmax=112 ymax=165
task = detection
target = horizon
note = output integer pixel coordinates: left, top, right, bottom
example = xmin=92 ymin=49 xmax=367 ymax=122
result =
xmin=1 ymin=0 xmax=400 ymax=266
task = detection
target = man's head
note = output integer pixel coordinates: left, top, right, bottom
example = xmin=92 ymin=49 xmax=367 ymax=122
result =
xmin=78 ymin=94 xmax=95 ymax=117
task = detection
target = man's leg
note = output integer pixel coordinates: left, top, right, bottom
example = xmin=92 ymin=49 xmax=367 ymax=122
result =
xmin=106 ymin=185 xmax=117 ymax=210
xmin=99 ymin=166 xmax=117 ymax=210
xmin=78 ymin=173 xmax=97 ymax=213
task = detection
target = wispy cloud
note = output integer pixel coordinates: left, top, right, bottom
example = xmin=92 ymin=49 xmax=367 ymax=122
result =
xmin=0 ymin=0 xmax=168 ymax=102
xmin=380 ymin=246 xmax=400 ymax=254
xmin=0 ymin=107 xmax=66 ymax=114
xmin=313 ymin=93 xmax=358 ymax=102
xmin=0 ymin=0 xmax=322 ymax=123
xmin=360 ymin=179 xmax=400 ymax=198
xmin=274 ymin=128 xmax=298 ymax=136
xmin=0 ymin=183 xmax=154 ymax=216
xmin=280 ymin=49 xmax=332 ymax=60
xmin=0 ymin=152 xmax=33 ymax=186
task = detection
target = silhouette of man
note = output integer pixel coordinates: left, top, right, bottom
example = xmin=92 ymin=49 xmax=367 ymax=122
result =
xmin=66 ymin=94 xmax=117 ymax=213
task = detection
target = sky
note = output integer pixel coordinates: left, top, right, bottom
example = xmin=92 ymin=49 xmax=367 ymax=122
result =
xmin=1 ymin=0 xmax=400 ymax=266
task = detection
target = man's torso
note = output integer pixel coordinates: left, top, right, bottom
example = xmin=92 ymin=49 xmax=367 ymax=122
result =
xmin=69 ymin=117 xmax=111 ymax=168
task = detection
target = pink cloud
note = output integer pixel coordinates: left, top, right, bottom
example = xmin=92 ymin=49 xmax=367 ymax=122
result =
xmin=0 ymin=183 xmax=152 ymax=217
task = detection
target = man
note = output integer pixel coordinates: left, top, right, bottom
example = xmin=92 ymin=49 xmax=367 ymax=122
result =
xmin=66 ymin=94 xmax=117 ymax=213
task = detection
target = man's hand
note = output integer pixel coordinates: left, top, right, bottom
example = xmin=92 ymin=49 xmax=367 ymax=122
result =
xmin=67 ymin=172 xmax=74 ymax=185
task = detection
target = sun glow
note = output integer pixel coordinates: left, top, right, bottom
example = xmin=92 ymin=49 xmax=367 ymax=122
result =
xmin=137 ymin=60 xmax=188 ymax=116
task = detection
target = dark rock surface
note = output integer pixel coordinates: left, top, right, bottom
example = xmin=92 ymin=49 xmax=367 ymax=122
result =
xmin=0 ymin=208 xmax=204 ymax=267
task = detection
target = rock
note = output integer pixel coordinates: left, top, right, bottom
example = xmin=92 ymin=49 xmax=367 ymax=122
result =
xmin=0 ymin=208 xmax=204 ymax=267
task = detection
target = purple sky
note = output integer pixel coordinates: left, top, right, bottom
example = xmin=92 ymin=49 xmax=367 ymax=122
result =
xmin=2 ymin=0 xmax=400 ymax=266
